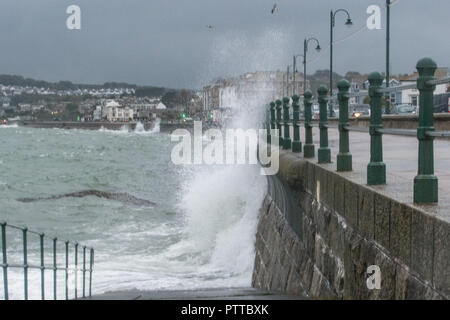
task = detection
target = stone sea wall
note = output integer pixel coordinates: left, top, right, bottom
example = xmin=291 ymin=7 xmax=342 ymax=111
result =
xmin=252 ymin=152 xmax=449 ymax=299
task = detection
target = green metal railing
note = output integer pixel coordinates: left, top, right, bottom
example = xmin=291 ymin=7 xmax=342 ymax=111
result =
xmin=265 ymin=57 xmax=450 ymax=204
xmin=1 ymin=221 xmax=94 ymax=300
xmin=303 ymin=90 xmax=315 ymax=158
xmin=282 ymin=97 xmax=291 ymax=149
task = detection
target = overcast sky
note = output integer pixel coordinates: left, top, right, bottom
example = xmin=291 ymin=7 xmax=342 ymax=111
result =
xmin=0 ymin=0 xmax=448 ymax=89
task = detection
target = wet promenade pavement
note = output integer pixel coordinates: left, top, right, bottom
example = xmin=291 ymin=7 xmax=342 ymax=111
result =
xmin=87 ymin=287 xmax=304 ymax=300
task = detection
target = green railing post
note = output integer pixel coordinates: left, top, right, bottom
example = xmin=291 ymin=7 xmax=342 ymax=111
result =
xmin=367 ymin=72 xmax=386 ymax=185
xmin=282 ymin=97 xmax=291 ymax=149
xmin=82 ymin=246 xmax=86 ymax=298
xmin=269 ymin=101 xmax=276 ymax=145
xmin=275 ymin=99 xmax=283 ymax=146
xmin=318 ymin=85 xmax=331 ymax=163
xmin=89 ymin=249 xmax=94 ymax=298
xmin=270 ymin=102 xmax=276 ymax=134
xmin=40 ymin=233 xmax=45 ymax=300
xmin=291 ymin=95 xmax=302 ymax=153
xmin=53 ymin=238 xmax=57 ymax=300
xmin=414 ymin=58 xmax=438 ymax=203
xmin=303 ymin=90 xmax=315 ymax=158
xmin=75 ymin=242 xmax=78 ymax=299
xmin=23 ymin=228 xmax=28 ymax=300
xmin=1 ymin=222 xmax=8 ymax=300
xmin=336 ymin=79 xmax=352 ymax=171
xmin=65 ymin=241 xmax=69 ymax=300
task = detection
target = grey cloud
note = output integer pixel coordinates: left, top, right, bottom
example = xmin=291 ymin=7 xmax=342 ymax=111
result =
xmin=0 ymin=0 xmax=447 ymax=89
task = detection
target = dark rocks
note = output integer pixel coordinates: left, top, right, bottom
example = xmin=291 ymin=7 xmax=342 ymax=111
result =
xmin=17 ymin=189 xmax=156 ymax=207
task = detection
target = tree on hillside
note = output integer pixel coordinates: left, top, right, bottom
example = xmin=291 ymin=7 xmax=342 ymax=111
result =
xmin=62 ymin=103 xmax=80 ymax=121
xmin=364 ymin=96 xmax=387 ymax=107
xmin=135 ymin=86 xmax=166 ymax=97
xmin=161 ymin=91 xmax=176 ymax=108
xmin=159 ymin=109 xmax=181 ymax=121
xmin=161 ymin=90 xmax=197 ymax=110
xmin=345 ymin=71 xmax=362 ymax=78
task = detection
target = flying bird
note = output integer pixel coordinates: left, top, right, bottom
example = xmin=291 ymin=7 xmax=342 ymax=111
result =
xmin=206 ymin=25 xmax=214 ymax=30
xmin=271 ymin=4 xmax=278 ymax=14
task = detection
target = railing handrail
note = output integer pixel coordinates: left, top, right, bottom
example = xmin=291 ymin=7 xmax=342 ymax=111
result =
xmin=327 ymin=76 xmax=450 ymax=100
xmin=2 ymin=222 xmax=94 ymax=249
xmin=1 ymin=221 xmax=94 ymax=300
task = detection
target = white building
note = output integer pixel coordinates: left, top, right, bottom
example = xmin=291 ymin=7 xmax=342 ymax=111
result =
xmin=203 ymin=71 xmax=308 ymax=112
xmin=102 ymin=100 xmax=134 ymax=121
xmin=397 ymin=68 xmax=449 ymax=106
xmin=219 ymin=86 xmax=238 ymax=109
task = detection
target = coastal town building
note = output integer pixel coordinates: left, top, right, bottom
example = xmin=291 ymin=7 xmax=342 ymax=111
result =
xmin=102 ymin=100 xmax=134 ymax=121
xmin=203 ymin=71 xmax=309 ymax=111
xmin=395 ymin=67 xmax=449 ymax=107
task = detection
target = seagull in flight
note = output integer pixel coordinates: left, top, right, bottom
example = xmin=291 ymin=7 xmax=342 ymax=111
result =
xmin=271 ymin=3 xmax=278 ymax=14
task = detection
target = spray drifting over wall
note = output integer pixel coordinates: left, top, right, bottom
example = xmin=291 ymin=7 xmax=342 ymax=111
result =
xmin=171 ymin=28 xmax=291 ymax=287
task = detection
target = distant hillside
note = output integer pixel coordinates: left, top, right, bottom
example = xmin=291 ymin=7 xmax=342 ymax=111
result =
xmin=0 ymin=74 xmax=204 ymax=110
xmin=0 ymin=74 xmax=170 ymax=98
xmin=307 ymin=70 xmax=343 ymax=96
xmin=307 ymin=70 xmax=397 ymax=95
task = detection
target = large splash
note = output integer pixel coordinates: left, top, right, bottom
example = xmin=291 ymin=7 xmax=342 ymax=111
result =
xmin=134 ymin=121 xmax=145 ymax=133
xmin=166 ymin=29 xmax=286 ymax=287
xmin=149 ymin=118 xmax=161 ymax=133
xmin=0 ymin=26 xmax=288 ymax=298
xmin=170 ymin=125 xmax=268 ymax=286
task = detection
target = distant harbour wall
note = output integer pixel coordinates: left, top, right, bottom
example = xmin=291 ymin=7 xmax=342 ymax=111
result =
xmin=18 ymin=121 xmax=154 ymax=131
xmin=16 ymin=121 xmax=220 ymax=133
xmin=159 ymin=122 xmax=221 ymax=133
xmin=159 ymin=122 xmax=194 ymax=133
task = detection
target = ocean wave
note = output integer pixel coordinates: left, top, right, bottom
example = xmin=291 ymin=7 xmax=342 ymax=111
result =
xmin=0 ymin=123 xmax=19 ymax=128
xmin=170 ymin=165 xmax=267 ymax=287
xmin=98 ymin=125 xmax=130 ymax=134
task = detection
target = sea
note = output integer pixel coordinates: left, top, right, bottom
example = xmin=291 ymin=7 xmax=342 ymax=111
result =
xmin=0 ymin=120 xmax=267 ymax=300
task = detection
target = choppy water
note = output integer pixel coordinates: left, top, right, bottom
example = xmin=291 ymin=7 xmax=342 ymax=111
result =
xmin=0 ymin=123 xmax=266 ymax=299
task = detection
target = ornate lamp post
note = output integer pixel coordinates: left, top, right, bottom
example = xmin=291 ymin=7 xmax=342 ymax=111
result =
xmin=385 ymin=0 xmax=392 ymax=114
xmin=286 ymin=65 xmax=290 ymax=97
xmin=293 ymin=54 xmax=303 ymax=95
xmin=285 ymin=64 xmax=295 ymax=97
xmin=303 ymin=37 xmax=321 ymax=93
xmin=329 ymin=9 xmax=353 ymax=117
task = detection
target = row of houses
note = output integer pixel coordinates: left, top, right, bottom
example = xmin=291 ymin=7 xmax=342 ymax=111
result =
xmin=328 ymin=67 xmax=450 ymax=108
xmin=0 ymin=84 xmax=135 ymax=98
xmin=388 ymin=67 xmax=449 ymax=106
